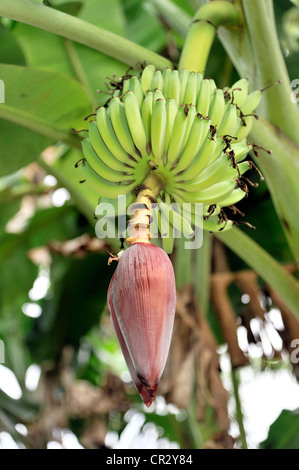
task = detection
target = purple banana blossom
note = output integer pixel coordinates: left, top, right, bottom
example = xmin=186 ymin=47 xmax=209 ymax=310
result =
xmin=107 ymin=242 xmax=176 ymax=407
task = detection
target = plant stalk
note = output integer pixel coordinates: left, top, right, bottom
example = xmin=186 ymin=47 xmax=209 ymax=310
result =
xmin=250 ymin=117 xmax=299 ymax=261
xmin=0 ymin=104 xmax=81 ymax=150
xmin=178 ymin=1 xmax=240 ymax=73
xmin=149 ymin=0 xmax=191 ymax=39
xmin=63 ymin=38 xmax=97 ymax=108
xmin=231 ymin=368 xmax=248 ymax=449
xmin=242 ymin=0 xmax=299 ymax=145
xmin=214 ymin=227 xmax=299 ymax=319
xmin=194 ymin=230 xmax=212 ymax=315
xmin=126 ymin=173 xmax=163 ymax=246
xmin=174 ymin=235 xmax=193 ymax=289
xmin=0 ymin=0 xmax=172 ymax=70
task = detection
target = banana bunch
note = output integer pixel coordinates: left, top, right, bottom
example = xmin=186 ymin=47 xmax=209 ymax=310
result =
xmin=77 ymin=65 xmax=263 ymax=252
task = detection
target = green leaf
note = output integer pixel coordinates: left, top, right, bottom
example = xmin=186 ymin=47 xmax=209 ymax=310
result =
xmin=12 ymin=0 xmax=129 ymax=107
xmin=0 ymin=246 xmax=38 ymax=382
xmin=48 ymin=0 xmax=83 ymax=15
xmin=260 ymin=408 xmax=299 ymax=449
xmin=76 ymin=0 xmax=125 ymax=35
xmin=42 ymin=148 xmax=100 ymax=223
xmin=27 ymin=252 xmax=112 ymax=361
xmin=236 ymin=188 xmax=293 ymax=265
xmin=123 ymin=0 xmax=167 ymax=52
xmin=0 ymin=199 xmax=21 ymax=232
xmin=283 ymin=6 xmax=299 ymax=54
xmin=243 ymin=0 xmax=299 ymax=145
xmin=13 ymin=23 xmax=75 ymax=76
xmin=0 ymin=204 xmax=80 ymax=379
xmin=0 ymin=0 xmax=172 ymax=70
xmin=251 ymin=117 xmax=299 ymax=261
xmin=0 ymin=204 xmax=76 ymax=260
xmin=215 ymin=227 xmax=299 ymax=319
xmin=0 ymin=24 xmax=26 ymax=65
xmin=0 ymin=64 xmax=91 ymax=176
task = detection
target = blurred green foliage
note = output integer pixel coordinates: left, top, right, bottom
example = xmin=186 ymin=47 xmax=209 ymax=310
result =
xmin=0 ymin=0 xmax=299 ymax=449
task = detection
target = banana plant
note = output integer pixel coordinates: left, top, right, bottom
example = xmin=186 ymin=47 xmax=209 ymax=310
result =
xmin=1 ymin=0 xmax=299 ymax=448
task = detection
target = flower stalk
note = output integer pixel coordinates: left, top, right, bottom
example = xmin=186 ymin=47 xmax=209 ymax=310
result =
xmin=178 ymin=1 xmax=240 ymax=74
xmin=0 ymin=0 xmax=172 ymax=70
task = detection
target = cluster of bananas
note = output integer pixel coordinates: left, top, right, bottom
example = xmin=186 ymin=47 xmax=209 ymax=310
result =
xmin=77 ymin=65 xmax=262 ymax=251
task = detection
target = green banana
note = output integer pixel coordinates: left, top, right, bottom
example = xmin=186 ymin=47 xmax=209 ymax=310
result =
xmin=164 ymin=98 xmax=178 ymax=164
xmin=96 ymin=106 xmax=135 ymax=165
xmin=124 ymin=91 xmax=148 ymax=155
xmin=151 ymin=98 xmax=167 ymax=165
xmin=162 ymin=68 xmax=172 ymax=98
xmin=183 ymin=206 xmax=233 ymax=232
xmin=169 ymin=206 xmax=194 ymax=239
xmin=157 ymin=199 xmax=174 ymax=254
xmin=149 ymin=201 xmax=160 ymax=241
xmin=173 ymin=179 xmax=237 ymax=204
xmin=203 ymin=204 xmax=221 ymax=217
xmin=127 ymin=76 xmax=144 ymax=108
xmin=88 ymin=121 xmax=133 ymax=173
xmin=221 ymin=161 xmax=250 ymax=181
xmin=229 ymin=78 xmax=249 ymax=107
xmin=242 ymin=90 xmax=262 ymax=115
xmin=218 ymin=188 xmax=246 ymax=207
xmin=165 ymin=104 xmax=188 ymax=168
xmin=167 ymin=70 xmax=181 ymax=104
xmin=176 ymin=154 xmax=230 ymax=191
xmin=153 ymin=89 xmax=165 ymax=102
xmin=82 ymin=67 xmax=262 ymax=245
xmin=179 ymin=69 xmax=190 ymax=104
xmin=122 ymin=78 xmax=130 ymax=95
xmin=141 ymin=64 xmax=155 ymax=94
xmin=141 ymin=91 xmax=154 ymax=154
xmin=208 ymin=89 xmax=225 ymax=128
xmin=202 ymin=215 xmax=233 ymax=232
xmin=196 ymin=79 xmax=210 ymax=116
xmin=178 ymin=131 xmax=217 ymax=180
xmin=95 ymin=193 xmax=135 ymax=218
xmin=81 ymin=138 xmax=131 ymax=183
xmin=231 ymin=142 xmax=252 ymax=163
xmin=217 ymin=103 xmax=239 ymax=136
xmin=208 ymin=79 xmax=217 ymax=97
xmin=183 ymin=72 xmax=197 ymax=105
xmin=235 ymin=115 xmax=255 ymax=141
xmin=109 ymin=97 xmax=139 ymax=157
xmin=181 ymin=104 xmax=197 ymax=152
xmin=77 ymin=159 xmax=137 ymax=199
xmin=151 ymin=70 xmax=164 ymax=91
xmin=173 ymin=115 xmax=210 ymax=174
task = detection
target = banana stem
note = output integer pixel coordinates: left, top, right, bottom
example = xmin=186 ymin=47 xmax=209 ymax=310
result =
xmin=0 ymin=104 xmax=81 ymax=150
xmin=0 ymin=0 xmax=172 ymax=70
xmin=231 ymin=368 xmax=248 ymax=449
xmin=250 ymin=117 xmax=299 ymax=261
xmin=242 ymin=0 xmax=299 ymax=145
xmin=126 ymin=172 xmax=164 ymax=245
xmin=63 ymin=39 xmax=97 ymax=109
xmin=214 ymin=227 xmax=299 ymax=319
xmin=178 ymin=1 xmax=240 ymax=74
xmin=149 ymin=0 xmax=191 ymax=39
xmin=174 ymin=235 xmax=193 ymax=289
xmin=194 ymin=230 xmax=212 ymax=315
